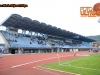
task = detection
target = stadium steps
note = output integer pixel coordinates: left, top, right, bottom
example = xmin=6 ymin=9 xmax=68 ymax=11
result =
xmin=0 ymin=31 xmax=10 ymax=53
xmin=46 ymin=40 xmax=59 ymax=47
xmin=0 ymin=31 xmax=10 ymax=47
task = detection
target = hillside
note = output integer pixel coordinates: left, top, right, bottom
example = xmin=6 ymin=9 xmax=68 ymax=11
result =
xmin=87 ymin=35 xmax=100 ymax=42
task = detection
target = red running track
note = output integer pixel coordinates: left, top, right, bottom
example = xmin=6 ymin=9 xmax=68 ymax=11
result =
xmin=0 ymin=51 xmax=92 ymax=75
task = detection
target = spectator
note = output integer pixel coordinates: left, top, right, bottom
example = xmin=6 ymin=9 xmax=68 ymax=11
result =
xmin=89 ymin=50 xmax=90 ymax=52
xmin=30 ymin=39 xmax=32 ymax=44
xmin=18 ymin=48 xmax=21 ymax=54
xmin=2 ymin=48 xmax=4 ymax=54
xmin=15 ymin=40 xmax=17 ymax=42
xmin=0 ymin=48 xmax=2 ymax=58
xmin=21 ymin=48 xmax=24 ymax=54
xmin=13 ymin=39 xmax=14 ymax=42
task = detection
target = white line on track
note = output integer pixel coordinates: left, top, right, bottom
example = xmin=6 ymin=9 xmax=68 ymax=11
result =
xmin=11 ymin=57 xmax=57 ymax=68
xmin=11 ymin=53 xmax=93 ymax=69
xmin=33 ymin=67 xmax=60 ymax=75
xmin=38 ymin=66 xmax=80 ymax=75
xmin=11 ymin=55 xmax=72 ymax=68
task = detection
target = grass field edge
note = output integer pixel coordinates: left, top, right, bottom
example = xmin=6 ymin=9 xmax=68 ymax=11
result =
xmin=39 ymin=66 xmax=81 ymax=75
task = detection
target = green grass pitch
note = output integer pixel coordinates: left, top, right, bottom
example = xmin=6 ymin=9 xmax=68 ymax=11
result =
xmin=42 ymin=54 xmax=100 ymax=75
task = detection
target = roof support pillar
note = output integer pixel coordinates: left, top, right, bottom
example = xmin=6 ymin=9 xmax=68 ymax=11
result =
xmin=29 ymin=31 xmax=32 ymax=38
xmin=6 ymin=27 xmax=10 ymax=32
xmin=32 ymin=32 xmax=36 ymax=39
xmin=57 ymin=47 xmax=60 ymax=52
xmin=44 ymin=34 xmax=48 ymax=39
xmin=40 ymin=33 xmax=44 ymax=38
xmin=35 ymin=32 xmax=38 ymax=37
xmin=51 ymin=48 xmax=54 ymax=53
xmin=22 ymin=30 xmax=26 ymax=37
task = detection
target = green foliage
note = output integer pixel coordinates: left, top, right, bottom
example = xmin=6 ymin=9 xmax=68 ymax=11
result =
xmin=88 ymin=35 xmax=100 ymax=43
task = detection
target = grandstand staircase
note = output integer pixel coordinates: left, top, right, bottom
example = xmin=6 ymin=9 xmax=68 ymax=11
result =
xmin=0 ymin=31 xmax=10 ymax=53
xmin=46 ymin=42 xmax=52 ymax=47
xmin=46 ymin=40 xmax=58 ymax=48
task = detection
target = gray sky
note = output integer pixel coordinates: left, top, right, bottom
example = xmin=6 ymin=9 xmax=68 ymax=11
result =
xmin=0 ymin=0 xmax=100 ymax=36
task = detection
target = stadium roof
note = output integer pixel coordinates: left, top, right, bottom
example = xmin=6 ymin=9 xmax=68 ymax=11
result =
xmin=1 ymin=14 xmax=96 ymax=42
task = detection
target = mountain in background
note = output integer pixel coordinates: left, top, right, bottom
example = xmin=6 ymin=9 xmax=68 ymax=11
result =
xmin=87 ymin=35 xmax=100 ymax=43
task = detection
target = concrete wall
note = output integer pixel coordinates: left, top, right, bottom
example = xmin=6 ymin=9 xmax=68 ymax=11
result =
xmin=0 ymin=33 xmax=5 ymax=44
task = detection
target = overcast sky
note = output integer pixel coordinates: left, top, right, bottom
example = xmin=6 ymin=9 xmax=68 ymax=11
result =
xmin=0 ymin=0 xmax=100 ymax=36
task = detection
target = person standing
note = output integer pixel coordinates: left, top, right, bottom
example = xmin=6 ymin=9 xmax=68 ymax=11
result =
xmin=0 ymin=48 xmax=2 ymax=58
xmin=18 ymin=48 xmax=21 ymax=54
xmin=21 ymin=48 xmax=24 ymax=54
xmin=2 ymin=48 xmax=4 ymax=54
xmin=74 ymin=49 xmax=76 ymax=57
xmin=89 ymin=50 xmax=90 ymax=52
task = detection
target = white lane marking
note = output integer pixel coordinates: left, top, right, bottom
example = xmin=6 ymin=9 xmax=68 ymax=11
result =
xmin=33 ymin=67 xmax=60 ymax=75
xmin=11 ymin=57 xmax=56 ymax=68
xmin=11 ymin=55 xmax=73 ymax=68
xmin=39 ymin=66 xmax=80 ymax=75
xmin=11 ymin=53 xmax=92 ymax=68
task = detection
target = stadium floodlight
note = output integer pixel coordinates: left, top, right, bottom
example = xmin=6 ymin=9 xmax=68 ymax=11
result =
xmin=98 ymin=18 xmax=100 ymax=23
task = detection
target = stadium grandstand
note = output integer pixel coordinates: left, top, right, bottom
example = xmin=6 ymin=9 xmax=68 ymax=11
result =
xmin=0 ymin=14 xmax=96 ymax=54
